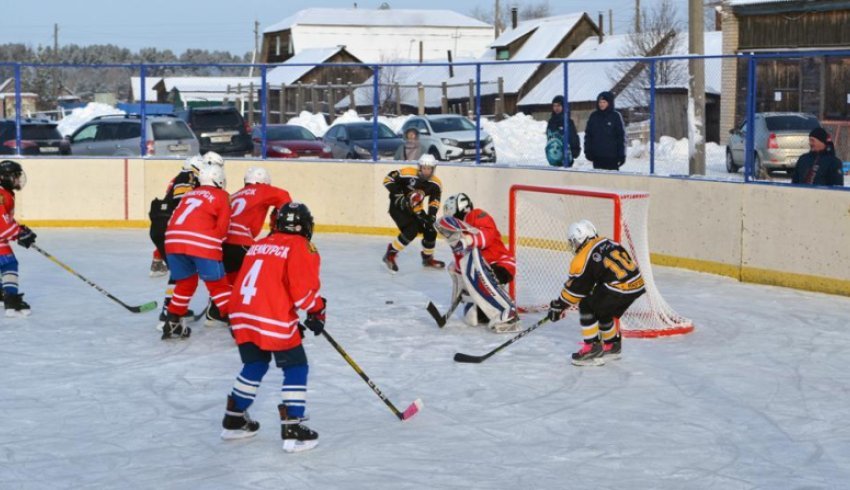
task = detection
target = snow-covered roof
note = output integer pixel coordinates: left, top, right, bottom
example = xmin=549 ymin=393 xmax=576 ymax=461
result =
xmin=266 ymin=47 xmax=353 ymax=86
xmin=131 ymin=77 xmax=260 ymax=103
xmin=727 ymin=0 xmax=796 ymax=5
xmin=264 ymin=8 xmax=491 ymax=33
xmin=337 ymin=63 xmax=476 ymax=109
xmin=519 ymin=31 xmax=723 ymax=107
xmin=130 ymin=77 xmax=160 ymax=102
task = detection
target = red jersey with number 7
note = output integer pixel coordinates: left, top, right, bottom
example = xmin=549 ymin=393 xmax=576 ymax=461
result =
xmin=225 ymin=183 xmax=292 ymax=246
xmin=165 ymin=185 xmax=231 ymax=260
xmin=230 ymin=232 xmax=323 ymax=351
xmin=0 ymin=188 xmax=20 ymax=255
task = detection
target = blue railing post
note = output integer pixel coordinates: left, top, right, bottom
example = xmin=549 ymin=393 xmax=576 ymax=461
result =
xmin=744 ymin=54 xmax=757 ymax=182
xmin=13 ymin=64 xmax=22 ymax=156
xmin=562 ymin=61 xmax=570 ymax=167
xmin=649 ymin=60 xmax=657 ymax=175
xmin=372 ymin=66 xmax=380 ymax=162
xmin=475 ymin=63 xmax=482 ymax=165
xmin=139 ymin=64 xmax=147 ymax=157
xmin=260 ymin=65 xmax=268 ymax=160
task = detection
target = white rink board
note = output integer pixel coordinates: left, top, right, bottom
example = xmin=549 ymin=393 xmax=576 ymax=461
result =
xmin=2 ymin=229 xmax=849 ymax=489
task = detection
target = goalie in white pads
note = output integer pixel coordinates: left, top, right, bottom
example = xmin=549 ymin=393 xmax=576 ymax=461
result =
xmin=437 ymin=214 xmax=520 ymax=333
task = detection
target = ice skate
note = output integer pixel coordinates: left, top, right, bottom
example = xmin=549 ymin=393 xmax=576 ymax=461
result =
xmin=279 ymin=404 xmax=318 ymax=453
xmin=161 ymin=313 xmax=191 ymax=340
xmin=571 ymin=341 xmax=605 ymax=366
xmin=421 ymin=252 xmax=445 ymax=270
xmin=204 ymin=300 xmax=227 ymax=328
xmin=489 ymin=315 xmax=521 ymax=333
xmin=4 ymin=293 xmax=30 ymax=318
xmin=149 ymin=258 xmax=168 ymax=278
xmin=382 ymin=244 xmax=399 ymax=273
xmin=156 ymin=299 xmax=194 ymax=331
xmin=602 ymin=337 xmax=622 ymax=360
xmin=221 ymin=395 xmax=260 ymax=440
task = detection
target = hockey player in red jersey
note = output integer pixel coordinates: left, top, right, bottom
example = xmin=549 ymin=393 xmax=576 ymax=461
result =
xmin=0 ymin=160 xmax=36 ymax=317
xmin=149 ymin=155 xmax=203 ymax=277
xmin=204 ymin=166 xmax=291 ymax=327
xmin=443 ymin=193 xmax=515 ymax=284
xmin=547 ymin=219 xmax=645 ymax=366
xmin=160 ymin=164 xmax=232 ymax=339
xmin=222 ymin=202 xmax=324 ymax=453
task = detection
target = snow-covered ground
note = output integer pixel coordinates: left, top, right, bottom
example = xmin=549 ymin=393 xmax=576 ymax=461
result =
xmin=56 ymin=103 xmax=125 ymax=137
xmin=3 ymin=229 xmax=850 ymax=489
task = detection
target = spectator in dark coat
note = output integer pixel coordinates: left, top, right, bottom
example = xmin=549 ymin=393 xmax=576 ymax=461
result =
xmin=584 ymin=91 xmax=626 ymax=170
xmin=791 ymin=127 xmax=844 ymax=187
xmin=546 ymin=95 xmax=580 ymax=166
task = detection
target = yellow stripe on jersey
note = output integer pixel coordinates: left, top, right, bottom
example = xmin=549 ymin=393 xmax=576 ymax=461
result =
xmin=607 ymin=276 xmax=645 ymax=292
xmin=560 ymin=288 xmax=582 ymax=305
xmin=172 ymin=184 xmax=192 ymax=198
xmin=399 ymin=167 xmax=418 ymax=177
xmin=569 ymin=236 xmax=605 ymax=277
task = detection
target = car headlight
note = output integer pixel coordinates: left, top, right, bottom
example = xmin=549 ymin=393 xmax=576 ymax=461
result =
xmin=354 ymin=145 xmax=372 ymax=157
xmin=322 ymin=146 xmax=332 ymax=154
xmin=441 ymin=138 xmax=459 ymax=147
xmin=271 ymin=146 xmax=293 ymax=155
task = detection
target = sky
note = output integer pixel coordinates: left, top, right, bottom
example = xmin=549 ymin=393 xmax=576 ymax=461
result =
xmin=0 ymin=0 xmax=690 ymax=55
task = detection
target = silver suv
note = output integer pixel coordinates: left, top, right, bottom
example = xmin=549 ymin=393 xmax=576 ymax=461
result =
xmin=726 ymin=112 xmax=820 ymax=175
xmin=68 ymin=114 xmax=199 ymax=157
xmin=401 ymin=115 xmax=496 ymax=163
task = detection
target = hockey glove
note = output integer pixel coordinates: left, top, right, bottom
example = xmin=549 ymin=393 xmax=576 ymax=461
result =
xmin=304 ymin=297 xmax=326 ymax=336
xmin=547 ymin=298 xmax=569 ymax=323
xmin=17 ymin=225 xmax=36 ymax=249
xmin=450 ymin=233 xmax=473 ymax=256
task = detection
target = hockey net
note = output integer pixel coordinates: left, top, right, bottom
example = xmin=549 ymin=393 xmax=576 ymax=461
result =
xmin=509 ymin=185 xmax=693 ymax=338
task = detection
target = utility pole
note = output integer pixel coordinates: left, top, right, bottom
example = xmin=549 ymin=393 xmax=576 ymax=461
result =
xmin=608 ymin=9 xmax=613 ymax=35
xmin=249 ymin=19 xmax=259 ymax=78
xmin=688 ymin=0 xmax=706 ymax=175
xmin=494 ymin=0 xmax=501 ymax=37
xmin=53 ymin=23 xmax=59 ymax=105
xmin=635 ymin=0 xmax=641 ymax=33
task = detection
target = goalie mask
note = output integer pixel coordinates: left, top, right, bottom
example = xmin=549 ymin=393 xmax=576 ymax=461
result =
xmin=443 ymin=193 xmax=473 ymax=220
xmin=567 ymin=219 xmax=598 ymax=253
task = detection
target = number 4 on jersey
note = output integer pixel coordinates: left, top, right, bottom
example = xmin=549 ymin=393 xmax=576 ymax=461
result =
xmin=240 ymin=260 xmax=264 ymax=305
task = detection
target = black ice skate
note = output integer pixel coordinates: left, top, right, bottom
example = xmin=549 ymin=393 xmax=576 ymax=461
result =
xmin=421 ymin=252 xmax=445 ymax=270
xmin=382 ymin=244 xmax=399 ymax=273
xmin=279 ymin=404 xmax=318 ymax=453
xmin=4 ymin=293 xmax=31 ymax=318
xmin=602 ymin=336 xmax=622 ymax=360
xmin=571 ymin=340 xmax=605 ymax=366
xmin=156 ymin=298 xmax=195 ymax=331
xmin=149 ymin=258 xmax=168 ymax=278
xmin=204 ymin=300 xmax=227 ymax=328
xmin=161 ymin=312 xmax=191 ymax=340
xmin=221 ymin=395 xmax=260 ymax=440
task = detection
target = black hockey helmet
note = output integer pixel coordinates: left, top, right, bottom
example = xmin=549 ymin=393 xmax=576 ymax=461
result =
xmin=0 ymin=160 xmax=26 ymax=191
xmin=273 ymin=202 xmax=314 ymax=240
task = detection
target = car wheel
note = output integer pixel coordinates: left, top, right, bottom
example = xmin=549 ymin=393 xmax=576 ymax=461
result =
xmin=429 ymin=148 xmax=442 ymax=161
xmin=725 ymin=150 xmax=739 ymax=173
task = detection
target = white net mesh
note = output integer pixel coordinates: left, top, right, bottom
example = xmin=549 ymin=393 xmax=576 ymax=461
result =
xmin=510 ymin=185 xmax=693 ymax=338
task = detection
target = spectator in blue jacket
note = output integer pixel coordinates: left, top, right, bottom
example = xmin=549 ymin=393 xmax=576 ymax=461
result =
xmin=791 ymin=127 xmax=844 ymax=187
xmin=584 ymin=91 xmax=626 ymax=170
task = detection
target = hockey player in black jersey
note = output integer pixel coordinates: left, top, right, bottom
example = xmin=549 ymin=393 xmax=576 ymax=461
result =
xmin=547 ymin=219 xmax=645 ymax=366
xmin=381 ymin=154 xmax=445 ymax=272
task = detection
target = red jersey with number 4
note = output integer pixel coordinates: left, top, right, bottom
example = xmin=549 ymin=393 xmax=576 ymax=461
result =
xmin=165 ymin=186 xmax=231 ymax=260
xmin=0 ymin=189 xmax=20 ymax=255
xmin=230 ymin=233 xmax=323 ymax=351
xmin=465 ymin=208 xmax=515 ymax=276
xmin=225 ymin=184 xmax=292 ymax=246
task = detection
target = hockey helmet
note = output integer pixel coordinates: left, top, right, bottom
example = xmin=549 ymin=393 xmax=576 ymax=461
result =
xmin=443 ymin=193 xmax=473 ymax=220
xmin=183 ymin=155 xmax=205 ymax=174
xmin=0 ymin=160 xmax=26 ymax=191
xmin=198 ymin=163 xmax=226 ymax=189
xmin=274 ymin=202 xmax=314 ymax=240
xmin=203 ymin=151 xmax=225 ymax=167
xmin=244 ymin=166 xmax=271 ymax=185
xmin=567 ymin=219 xmax=598 ymax=253
xmin=417 ymin=154 xmax=437 ymax=179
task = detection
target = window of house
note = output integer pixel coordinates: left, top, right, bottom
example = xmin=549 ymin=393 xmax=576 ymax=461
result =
xmin=496 ymin=48 xmax=510 ymax=61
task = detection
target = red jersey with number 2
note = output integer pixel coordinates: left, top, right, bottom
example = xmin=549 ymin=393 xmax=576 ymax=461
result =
xmin=464 ymin=208 xmax=515 ymax=276
xmin=226 ymin=184 xmax=292 ymax=246
xmin=165 ymin=186 xmax=231 ymax=260
xmin=230 ymin=232 xmax=323 ymax=351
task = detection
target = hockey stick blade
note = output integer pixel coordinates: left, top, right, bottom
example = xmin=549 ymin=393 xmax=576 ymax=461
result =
xmin=128 ymin=301 xmax=158 ymax=314
xmin=453 ymin=317 xmax=550 ymax=364
xmin=453 ymin=352 xmax=486 ymax=364
xmin=426 ymin=302 xmax=448 ymax=328
xmin=401 ymin=398 xmax=424 ymax=421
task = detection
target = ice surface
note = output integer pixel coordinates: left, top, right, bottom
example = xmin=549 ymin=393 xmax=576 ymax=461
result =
xmin=2 ymin=229 xmax=850 ymax=489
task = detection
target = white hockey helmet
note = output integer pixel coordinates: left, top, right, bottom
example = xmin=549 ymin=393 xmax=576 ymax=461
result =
xmin=203 ymin=151 xmax=225 ymax=167
xmin=244 ymin=166 xmax=271 ymax=185
xmin=183 ymin=155 xmax=205 ymax=174
xmin=443 ymin=192 xmax=473 ymax=219
xmin=198 ymin=163 xmax=226 ymax=189
xmin=567 ymin=219 xmax=598 ymax=253
xmin=418 ymin=154 xmax=437 ymax=178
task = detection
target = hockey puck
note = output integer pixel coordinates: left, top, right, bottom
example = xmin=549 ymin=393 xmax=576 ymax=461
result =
xmin=385 ymin=300 xmax=394 ymax=304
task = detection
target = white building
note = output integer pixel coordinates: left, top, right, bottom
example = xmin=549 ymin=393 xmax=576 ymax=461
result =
xmin=261 ymin=7 xmax=494 ymax=64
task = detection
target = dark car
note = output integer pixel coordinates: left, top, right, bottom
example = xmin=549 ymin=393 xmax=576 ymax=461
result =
xmin=176 ymin=106 xmax=253 ymax=157
xmin=0 ymin=119 xmax=70 ymax=156
xmin=251 ymin=125 xmax=332 ymax=159
xmin=323 ymin=122 xmax=403 ymax=160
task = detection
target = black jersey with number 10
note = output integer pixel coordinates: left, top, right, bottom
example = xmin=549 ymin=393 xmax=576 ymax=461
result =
xmin=561 ymin=237 xmax=645 ymax=303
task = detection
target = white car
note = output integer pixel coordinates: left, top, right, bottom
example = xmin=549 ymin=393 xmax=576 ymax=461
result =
xmin=401 ymin=115 xmax=496 ymax=163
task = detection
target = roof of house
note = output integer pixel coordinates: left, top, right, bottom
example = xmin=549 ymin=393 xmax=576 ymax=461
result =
xmin=266 ymin=47 xmax=358 ymax=86
xmin=131 ymin=77 xmax=260 ymax=103
xmin=519 ymin=30 xmax=722 ymax=108
xmin=264 ymin=8 xmax=491 ymax=33
xmin=337 ymin=63 xmax=476 ymax=109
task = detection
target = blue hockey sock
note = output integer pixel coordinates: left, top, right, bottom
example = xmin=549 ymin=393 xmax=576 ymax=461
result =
xmin=230 ymin=361 xmax=269 ymax=411
xmin=0 ymin=255 xmax=19 ymax=296
xmin=281 ymin=364 xmax=309 ymax=419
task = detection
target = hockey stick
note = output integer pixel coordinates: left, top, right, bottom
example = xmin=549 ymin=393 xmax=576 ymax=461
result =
xmin=454 ymin=317 xmax=550 ymax=364
xmin=31 ymin=244 xmax=158 ymax=314
xmin=322 ymin=329 xmax=423 ymax=421
xmin=426 ymin=294 xmax=463 ymax=328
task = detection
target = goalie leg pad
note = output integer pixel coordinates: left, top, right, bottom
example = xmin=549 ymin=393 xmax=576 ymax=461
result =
xmin=460 ymin=248 xmax=517 ymax=327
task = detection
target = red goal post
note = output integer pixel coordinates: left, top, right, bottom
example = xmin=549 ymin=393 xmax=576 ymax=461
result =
xmin=508 ymin=184 xmax=694 ymax=338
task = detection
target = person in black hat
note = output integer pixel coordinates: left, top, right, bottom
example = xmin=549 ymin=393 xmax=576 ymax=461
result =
xmin=545 ymin=95 xmax=580 ymax=167
xmin=791 ymin=127 xmax=844 ymax=187
xmin=584 ymin=91 xmax=627 ymax=171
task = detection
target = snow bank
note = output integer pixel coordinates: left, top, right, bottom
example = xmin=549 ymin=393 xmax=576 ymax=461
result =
xmin=287 ymin=111 xmax=329 ymax=137
xmin=287 ymin=110 xmax=412 ymax=137
xmin=57 ymin=103 xmax=125 ymax=137
xmin=481 ymin=113 xmax=547 ymax=164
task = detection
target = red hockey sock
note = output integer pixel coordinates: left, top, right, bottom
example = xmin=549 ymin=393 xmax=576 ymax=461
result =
xmin=206 ymin=277 xmax=232 ymax=317
xmin=168 ymin=274 xmax=199 ymax=316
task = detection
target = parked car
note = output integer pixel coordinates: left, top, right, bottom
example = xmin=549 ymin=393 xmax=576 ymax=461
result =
xmin=176 ymin=106 xmax=253 ymax=157
xmin=68 ymin=114 xmax=198 ymax=157
xmin=323 ymin=122 xmax=403 ymax=160
xmin=251 ymin=125 xmax=332 ymax=159
xmin=726 ymin=112 xmax=820 ymax=175
xmin=0 ymin=119 xmax=70 ymax=155
xmin=400 ymin=115 xmax=496 ymax=163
